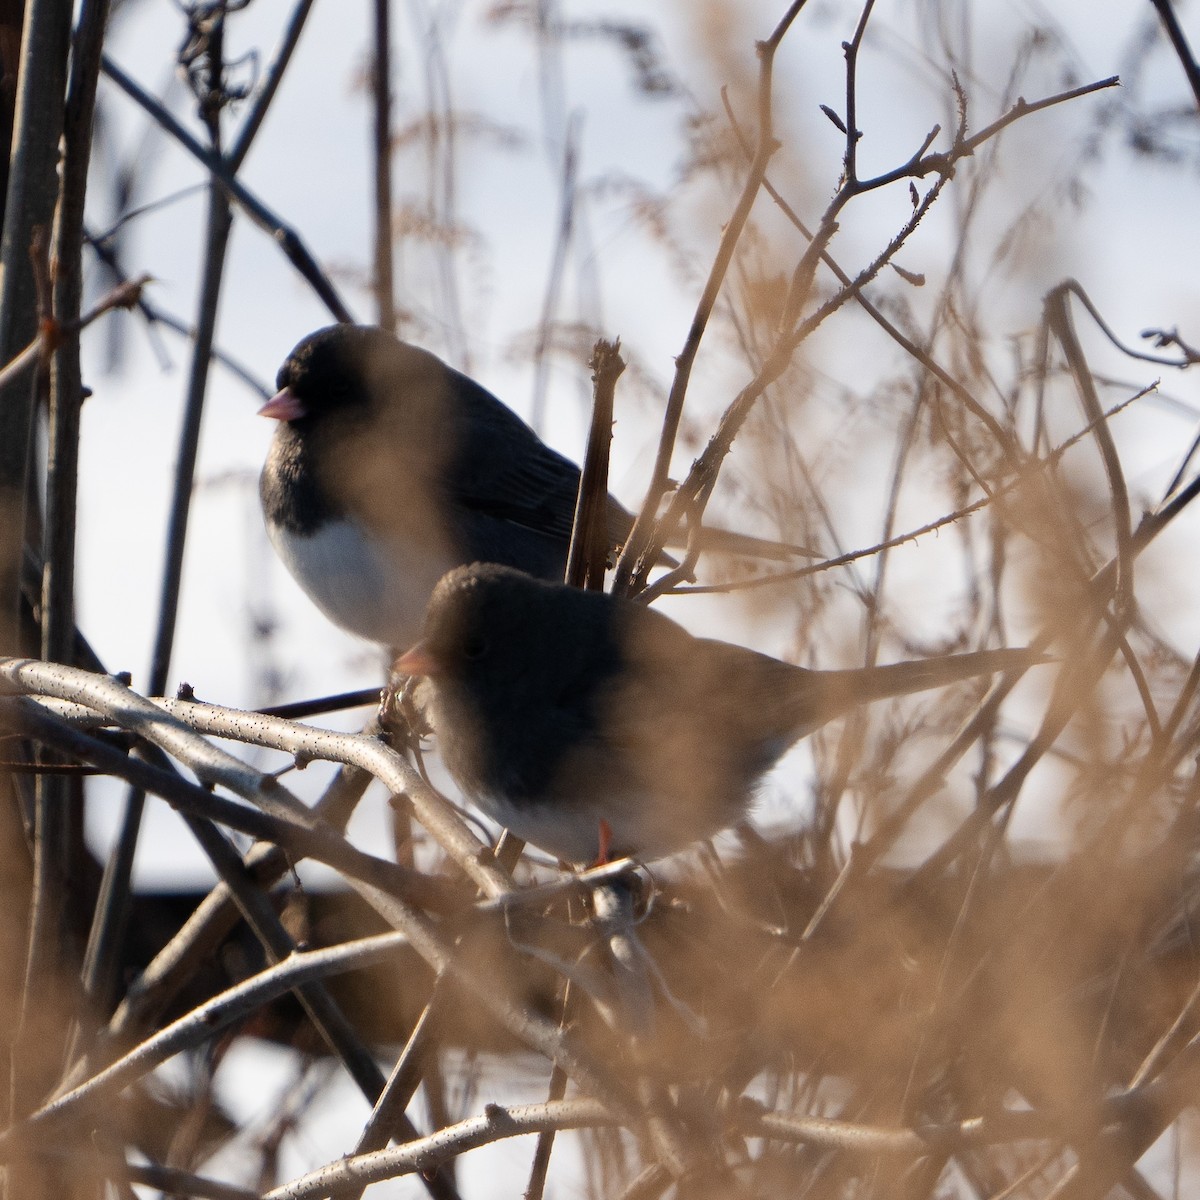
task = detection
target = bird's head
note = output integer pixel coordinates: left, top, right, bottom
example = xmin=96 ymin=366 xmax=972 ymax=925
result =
xmin=397 ymin=563 xmax=545 ymax=685
xmin=259 ymin=324 xmax=452 ymax=435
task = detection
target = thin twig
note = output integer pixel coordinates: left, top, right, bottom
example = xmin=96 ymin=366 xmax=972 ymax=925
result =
xmin=613 ymin=0 xmax=812 ymax=595
xmin=531 ymin=113 xmax=580 ymax=431
xmin=1 ymin=930 xmax=414 ymax=1153
xmin=99 ymin=53 xmax=353 ymax=322
xmin=1150 ymin=0 xmax=1200 ymax=109
xmin=370 ymin=0 xmax=395 ymax=330
xmin=263 ymin=1099 xmax=616 ymax=1200
xmin=566 ymin=339 xmax=624 ymax=590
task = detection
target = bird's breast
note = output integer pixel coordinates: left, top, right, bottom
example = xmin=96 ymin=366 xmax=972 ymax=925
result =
xmin=265 ymin=516 xmax=452 ymax=648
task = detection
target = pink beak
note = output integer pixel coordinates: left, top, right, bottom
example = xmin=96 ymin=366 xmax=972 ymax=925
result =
xmin=395 ymin=642 xmax=440 ymax=677
xmin=258 ymin=387 xmax=307 ymax=421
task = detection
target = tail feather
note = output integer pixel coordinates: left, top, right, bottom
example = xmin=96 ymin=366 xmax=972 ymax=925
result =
xmin=687 ymin=526 xmax=819 ymax=561
xmin=799 ymin=646 xmax=1041 ymax=733
xmin=608 ymin=500 xmax=818 ymax=566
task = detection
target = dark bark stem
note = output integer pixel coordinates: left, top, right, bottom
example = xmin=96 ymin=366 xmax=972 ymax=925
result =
xmin=0 ymin=0 xmax=70 ymax=660
xmin=372 ymin=0 xmax=394 ymax=331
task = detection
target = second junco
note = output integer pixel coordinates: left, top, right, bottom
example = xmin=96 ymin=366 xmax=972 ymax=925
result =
xmin=260 ymin=325 xmax=807 ymax=649
xmin=396 ymin=563 xmax=1039 ymax=862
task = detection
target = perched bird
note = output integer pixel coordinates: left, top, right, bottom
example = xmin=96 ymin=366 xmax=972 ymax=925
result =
xmin=396 ymin=563 xmax=1038 ymax=863
xmin=260 ymin=324 xmax=806 ymax=649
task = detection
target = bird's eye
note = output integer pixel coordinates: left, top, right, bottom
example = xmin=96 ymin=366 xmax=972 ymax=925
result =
xmin=461 ymin=635 xmax=488 ymax=661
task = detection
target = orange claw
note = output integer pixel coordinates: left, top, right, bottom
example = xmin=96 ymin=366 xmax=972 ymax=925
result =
xmin=596 ymin=818 xmax=614 ymax=866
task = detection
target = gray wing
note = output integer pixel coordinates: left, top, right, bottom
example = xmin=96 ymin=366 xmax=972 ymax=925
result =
xmin=445 ymin=366 xmax=634 ymax=549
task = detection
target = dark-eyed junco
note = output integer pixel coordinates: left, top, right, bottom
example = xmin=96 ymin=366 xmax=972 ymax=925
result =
xmin=260 ymin=325 xmax=808 ymax=649
xmin=396 ymin=563 xmax=1038 ymax=862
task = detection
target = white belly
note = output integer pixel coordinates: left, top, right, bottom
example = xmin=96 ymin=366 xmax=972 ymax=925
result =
xmin=267 ymin=517 xmax=452 ymax=648
xmin=470 ymin=791 xmax=609 ymax=864
xmin=468 ymin=785 xmax=686 ymax=864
